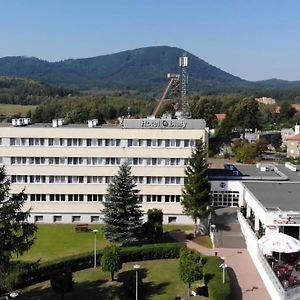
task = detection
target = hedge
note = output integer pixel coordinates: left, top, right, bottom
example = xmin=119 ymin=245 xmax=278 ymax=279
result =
xmin=14 ymin=242 xmax=184 ymax=289
xmin=203 ymin=256 xmax=231 ymax=300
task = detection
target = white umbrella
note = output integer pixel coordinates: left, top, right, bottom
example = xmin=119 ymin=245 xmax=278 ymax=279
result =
xmin=258 ymin=232 xmax=300 ymax=261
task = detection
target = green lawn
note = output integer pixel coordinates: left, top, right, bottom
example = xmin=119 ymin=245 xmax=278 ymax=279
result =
xmin=20 ymin=259 xmax=207 ymax=300
xmin=0 ymin=103 xmax=36 ymax=116
xmin=19 ymin=224 xmax=108 ymax=262
xmin=193 ymin=235 xmax=213 ymax=249
xmin=19 ymin=224 xmax=193 ymax=263
xmin=163 ymin=224 xmax=193 ymax=232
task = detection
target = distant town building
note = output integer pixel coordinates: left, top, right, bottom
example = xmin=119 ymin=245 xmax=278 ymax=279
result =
xmin=243 ymin=130 xmax=281 ymax=146
xmin=274 ymin=103 xmax=300 ymax=113
xmin=287 ymin=125 xmax=300 ymax=158
xmin=215 ymin=113 xmax=226 ymax=122
xmin=255 ymin=97 xmax=276 ymax=105
xmin=281 ymin=127 xmax=296 ymax=147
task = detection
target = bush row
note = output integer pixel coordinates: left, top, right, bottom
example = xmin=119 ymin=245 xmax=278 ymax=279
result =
xmin=15 ymin=242 xmax=184 ymax=288
xmin=203 ymin=256 xmax=231 ymax=300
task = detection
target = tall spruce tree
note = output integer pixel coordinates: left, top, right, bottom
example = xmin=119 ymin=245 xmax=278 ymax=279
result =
xmin=182 ymin=138 xmax=211 ymax=237
xmin=0 ymin=167 xmax=37 ymax=290
xmin=102 ymin=162 xmax=143 ymax=246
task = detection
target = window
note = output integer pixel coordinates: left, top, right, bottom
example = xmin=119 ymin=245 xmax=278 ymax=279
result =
xmin=34 ymin=216 xmax=43 ymax=222
xmin=53 ymin=216 xmax=62 ymax=222
xmin=72 ymin=216 xmax=81 ymax=222
xmin=168 ymin=216 xmax=177 ymax=223
xmin=91 ymin=216 xmax=99 ymax=223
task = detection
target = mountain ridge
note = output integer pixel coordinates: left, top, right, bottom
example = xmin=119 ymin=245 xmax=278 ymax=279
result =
xmin=0 ymin=46 xmax=299 ymax=91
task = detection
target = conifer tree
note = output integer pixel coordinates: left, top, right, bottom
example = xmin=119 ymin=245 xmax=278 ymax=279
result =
xmin=182 ymin=138 xmax=211 ymax=237
xmin=103 ymin=162 xmax=143 ymax=246
xmin=0 ymin=167 xmax=37 ymax=290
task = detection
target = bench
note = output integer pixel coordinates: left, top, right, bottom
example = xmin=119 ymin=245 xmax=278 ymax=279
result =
xmin=75 ymin=224 xmax=89 ymax=232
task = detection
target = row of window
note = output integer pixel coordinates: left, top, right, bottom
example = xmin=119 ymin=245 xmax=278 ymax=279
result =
xmin=211 ymin=191 xmax=239 ymax=207
xmin=11 ymin=175 xmax=183 ymax=185
xmin=10 ymin=157 xmax=188 ymax=166
xmin=34 ymin=215 xmax=178 ymax=224
xmin=17 ymin=193 xmax=182 ymax=203
xmin=128 ymin=139 xmax=195 ymax=148
xmin=34 ymin=215 xmax=101 ymax=223
xmin=9 ymin=138 xmax=121 ymax=147
xmin=8 ymin=138 xmax=196 ymax=148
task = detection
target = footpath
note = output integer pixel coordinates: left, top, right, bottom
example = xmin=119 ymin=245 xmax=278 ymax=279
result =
xmin=170 ymin=210 xmax=271 ymax=300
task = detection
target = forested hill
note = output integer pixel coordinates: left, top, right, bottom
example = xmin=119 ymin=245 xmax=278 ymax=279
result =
xmin=0 ymin=46 xmax=246 ymax=91
xmin=0 ymin=77 xmax=74 ymax=105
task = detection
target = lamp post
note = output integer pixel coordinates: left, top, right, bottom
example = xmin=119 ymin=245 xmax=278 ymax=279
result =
xmin=220 ymin=256 xmax=227 ymax=284
xmin=93 ymin=229 xmax=98 ymax=268
xmin=133 ymin=264 xmax=140 ymax=300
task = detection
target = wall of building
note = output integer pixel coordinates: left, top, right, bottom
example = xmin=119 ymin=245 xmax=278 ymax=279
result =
xmin=0 ymin=120 xmax=208 ymax=224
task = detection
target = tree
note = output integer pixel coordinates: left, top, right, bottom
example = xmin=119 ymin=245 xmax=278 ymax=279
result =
xmin=232 ymin=97 xmax=260 ymax=138
xmin=179 ymin=247 xmax=203 ymax=298
xmin=102 ymin=162 xmax=143 ymax=246
xmin=50 ymin=268 xmax=74 ymax=300
xmin=100 ymin=244 xmax=122 ymax=281
xmin=0 ymin=167 xmax=36 ymax=291
xmin=190 ymin=96 xmax=220 ymax=128
xmin=278 ymin=102 xmax=297 ymax=123
xmin=182 ymin=139 xmax=211 ymax=237
xmin=143 ymin=208 xmax=163 ymax=243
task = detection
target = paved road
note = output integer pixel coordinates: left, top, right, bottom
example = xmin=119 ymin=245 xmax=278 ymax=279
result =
xmin=170 ymin=208 xmax=271 ymax=300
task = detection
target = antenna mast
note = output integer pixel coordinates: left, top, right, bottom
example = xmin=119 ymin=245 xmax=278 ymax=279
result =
xmin=179 ymin=52 xmax=190 ymax=118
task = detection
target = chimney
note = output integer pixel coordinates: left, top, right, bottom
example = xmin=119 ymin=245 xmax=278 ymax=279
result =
xmin=295 ymin=124 xmax=300 ymax=135
xmin=52 ymin=119 xmax=64 ymax=127
xmin=88 ymin=119 xmax=98 ymax=128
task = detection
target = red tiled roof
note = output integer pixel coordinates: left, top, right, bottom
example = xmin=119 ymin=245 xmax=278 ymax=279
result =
xmin=275 ymin=103 xmax=300 ymax=113
xmin=215 ymin=113 xmax=226 ymax=121
xmin=291 ymin=104 xmax=300 ymax=112
xmin=287 ymin=133 xmax=300 ymax=141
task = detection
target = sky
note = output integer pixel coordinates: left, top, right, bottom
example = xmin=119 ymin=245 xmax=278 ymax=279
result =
xmin=0 ymin=0 xmax=300 ymax=81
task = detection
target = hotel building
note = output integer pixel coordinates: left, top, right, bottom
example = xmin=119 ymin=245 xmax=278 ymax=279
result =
xmin=0 ymin=118 xmax=208 ymax=224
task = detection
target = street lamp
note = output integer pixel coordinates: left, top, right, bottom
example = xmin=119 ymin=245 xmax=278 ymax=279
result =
xmin=93 ymin=229 xmax=98 ymax=268
xmin=219 ymin=257 xmax=227 ymax=284
xmin=133 ymin=264 xmax=140 ymax=300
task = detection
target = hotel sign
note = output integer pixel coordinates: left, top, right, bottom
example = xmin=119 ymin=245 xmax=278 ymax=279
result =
xmin=123 ymin=118 xmax=206 ymax=129
xmin=141 ymin=119 xmax=187 ymax=128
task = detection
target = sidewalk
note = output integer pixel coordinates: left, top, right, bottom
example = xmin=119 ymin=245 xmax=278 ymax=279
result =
xmin=170 ymin=231 xmax=271 ymax=300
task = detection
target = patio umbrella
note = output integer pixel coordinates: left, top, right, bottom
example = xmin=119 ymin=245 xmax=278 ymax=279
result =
xmin=258 ymin=232 xmax=300 ymax=261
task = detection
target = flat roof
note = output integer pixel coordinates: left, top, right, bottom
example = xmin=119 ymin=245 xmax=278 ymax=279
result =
xmin=244 ymin=182 xmax=300 ymax=212
xmin=0 ymin=122 xmax=120 ymax=129
xmin=208 ymin=163 xmax=284 ymax=181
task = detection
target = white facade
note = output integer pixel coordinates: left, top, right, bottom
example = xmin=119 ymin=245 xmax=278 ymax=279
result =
xmin=0 ymin=118 xmax=208 ymax=224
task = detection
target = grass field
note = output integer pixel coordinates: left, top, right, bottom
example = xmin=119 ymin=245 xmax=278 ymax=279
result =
xmin=19 ymin=224 xmax=193 ymax=263
xmin=192 ymin=235 xmax=213 ymax=249
xmin=20 ymin=259 xmax=207 ymax=300
xmin=19 ymin=224 xmax=108 ymax=262
xmin=0 ymin=103 xmax=36 ymax=117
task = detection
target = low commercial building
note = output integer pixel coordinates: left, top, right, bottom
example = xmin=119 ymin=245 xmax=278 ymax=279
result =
xmin=0 ymin=118 xmax=208 ymax=224
xmin=209 ymin=162 xmax=300 ymax=240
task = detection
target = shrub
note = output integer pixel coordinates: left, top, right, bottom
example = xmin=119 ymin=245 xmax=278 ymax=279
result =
xmin=50 ymin=268 xmax=73 ymax=300
xmin=120 ymin=243 xmax=184 ymax=262
xmin=143 ymin=209 xmax=163 ymax=243
xmin=203 ymin=256 xmax=231 ymax=300
xmin=14 ymin=243 xmax=184 ymax=289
